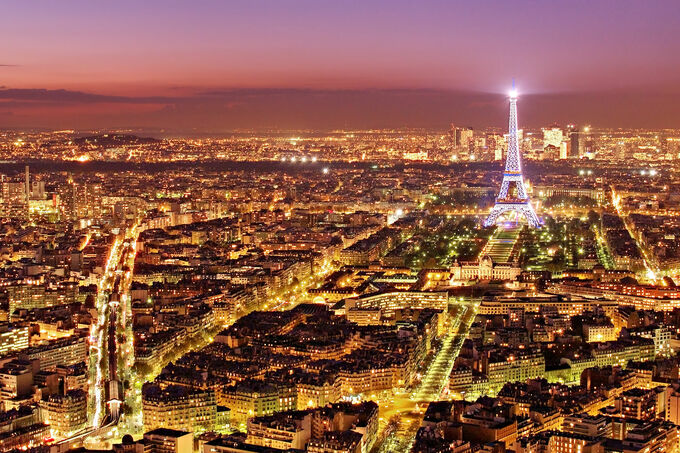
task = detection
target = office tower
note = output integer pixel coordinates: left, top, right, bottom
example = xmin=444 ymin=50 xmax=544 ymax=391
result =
xmin=487 ymin=134 xmax=506 ymax=161
xmin=457 ymin=127 xmax=474 ymax=148
xmin=24 ymin=166 xmax=29 ymax=209
xmin=567 ymin=124 xmax=593 ymax=159
xmin=543 ymin=125 xmax=563 ymax=149
xmin=559 ymin=141 xmax=568 ymax=159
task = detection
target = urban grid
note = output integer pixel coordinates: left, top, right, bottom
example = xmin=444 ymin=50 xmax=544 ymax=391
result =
xmin=2 ymin=2 xmax=680 ymax=453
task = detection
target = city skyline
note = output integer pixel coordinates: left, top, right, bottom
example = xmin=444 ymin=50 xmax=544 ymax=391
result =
xmin=3 ymin=3 xmax=680 ymax=453
xmin=2 ymin=0 xmax=680 ymax=130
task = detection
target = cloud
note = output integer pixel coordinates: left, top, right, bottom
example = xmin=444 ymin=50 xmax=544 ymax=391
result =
xmin=198 ymin=87 xmax=484 ymax=98
xmin=0 ymin=88 xmax=174 ymax=104
xmin=1 ymin=86 xmax=680 ymax=131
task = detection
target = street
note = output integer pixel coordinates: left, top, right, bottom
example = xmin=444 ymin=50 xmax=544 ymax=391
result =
xmin=373 ymin=300 xmax=477 ymax=453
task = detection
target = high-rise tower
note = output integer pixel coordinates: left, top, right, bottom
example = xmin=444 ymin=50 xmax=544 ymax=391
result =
xmin=24 ymin=165 xmax=30 ymax=217
xmin=483 ymin=87 xmax=541 ymax=228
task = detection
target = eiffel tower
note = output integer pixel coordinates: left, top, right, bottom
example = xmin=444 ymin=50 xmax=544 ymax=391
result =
xmin=484 ymin=85 xmax=541 ymax=228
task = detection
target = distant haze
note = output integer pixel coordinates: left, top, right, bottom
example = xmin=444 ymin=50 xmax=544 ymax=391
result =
xmin=1 ymin=0 xmax=680 ymax=131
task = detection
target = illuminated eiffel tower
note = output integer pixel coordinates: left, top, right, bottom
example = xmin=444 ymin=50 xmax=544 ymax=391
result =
xmin=483 ymin=85 xmax=541 ymax=228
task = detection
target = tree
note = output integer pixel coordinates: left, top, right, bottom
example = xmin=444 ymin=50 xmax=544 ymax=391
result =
xmin=620 ymin=276 xmax=639 ymax=286
xmin=587 ymin=210 xmax=600 ymax=226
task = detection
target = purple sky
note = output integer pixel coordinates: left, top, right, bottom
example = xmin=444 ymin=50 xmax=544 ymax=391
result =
xmin=1 ymin=0 xmax=680 ymax=131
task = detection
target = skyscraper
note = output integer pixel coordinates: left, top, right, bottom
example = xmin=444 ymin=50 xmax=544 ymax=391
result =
xmin=568 ymin=126 xmax=581 ymax=158
xmin=24 ymin=166 xmax=30 ymax=216
xmin=543 ymin=125 xmax=563 ymax=149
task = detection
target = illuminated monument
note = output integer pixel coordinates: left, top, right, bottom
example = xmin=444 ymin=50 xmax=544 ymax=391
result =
xmin=484 ymin=85 xmax=541 ymax=228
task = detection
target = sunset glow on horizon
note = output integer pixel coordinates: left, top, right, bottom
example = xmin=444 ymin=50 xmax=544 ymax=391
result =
xmin=2 ymin=0 xmax=680 ymax=130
